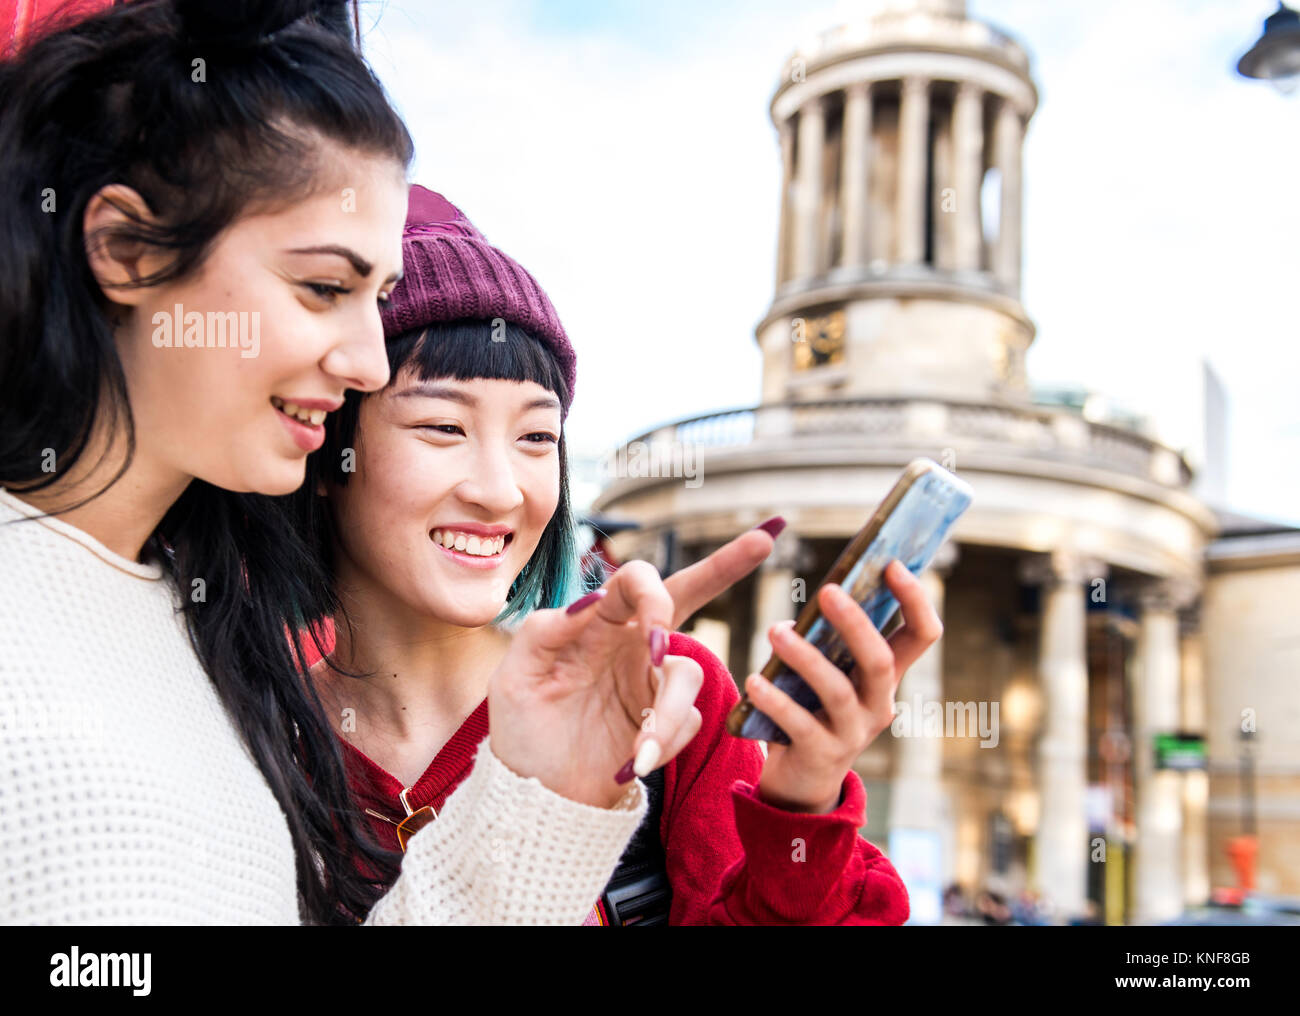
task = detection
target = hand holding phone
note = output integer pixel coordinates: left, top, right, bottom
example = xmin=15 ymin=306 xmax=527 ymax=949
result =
xmin=746 ymin=560 xmax=944 ymax=813
xmin=726 ymin=458 xmax=972 ymax=745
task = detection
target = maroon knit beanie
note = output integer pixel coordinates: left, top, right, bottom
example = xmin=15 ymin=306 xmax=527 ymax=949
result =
xmin=380 ymin=185 xmax=577 ymax=417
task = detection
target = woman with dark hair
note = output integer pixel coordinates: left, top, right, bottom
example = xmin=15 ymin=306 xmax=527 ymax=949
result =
xmin=0 ymin=0 xmax=765 ymax=925
xmin=300 ymin=186 xmax=943 ymax=924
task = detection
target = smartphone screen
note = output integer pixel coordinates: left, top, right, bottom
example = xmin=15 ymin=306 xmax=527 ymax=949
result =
xmin=726 ymin=458 xmax=973 ymax=743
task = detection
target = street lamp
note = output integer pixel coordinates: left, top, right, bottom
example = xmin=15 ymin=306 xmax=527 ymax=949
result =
xmin=1238 ymin=3 xmax=1300 ymax=94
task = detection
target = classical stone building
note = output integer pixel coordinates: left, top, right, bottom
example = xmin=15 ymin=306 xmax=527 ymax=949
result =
xmin=591 ymin=0 xmax=1294 ymax=923
xmin=1200 ymin=513 xmax=1300 ymax=907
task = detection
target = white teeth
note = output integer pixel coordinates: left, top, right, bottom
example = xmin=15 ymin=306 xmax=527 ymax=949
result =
xmin=308 ymin=409 xmax=326 ymax=425
xmin=432 ymin=530 xmax=507 ymax=556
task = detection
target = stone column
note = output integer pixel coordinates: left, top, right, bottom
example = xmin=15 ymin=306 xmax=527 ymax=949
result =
xmin=776 ymin=117 xmax=795 ymax=287
xmin=839 ymin=82 xmax=872 ymax=268
xmin=896 ymin=76 xmax=929 ymax=265
xmin=1133 ymin=578 xmax=1196 ymax=924
xmin=747 ymin=535 xmax=811 ymax=676
xmin=952 ymin=81 xmax=984 ymax=271
xmin=1179 ymin=603 xmax=1210 ymax=909
xmin=889 ymin=542 xmax=958 ymax=916
xmin=993 ymin=97 xmax=1024 ymax=292
xmin=1020 ymin=549 xmax=1107 ymax=921
xmin=792 ymin=98 xmax=826 ymax=279
xmin=931 ymin=99 xmax=953 ymax=270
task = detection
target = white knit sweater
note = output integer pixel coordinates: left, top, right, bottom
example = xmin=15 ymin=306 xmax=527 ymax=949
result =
xmin=0 ymin=488 xmax=646 ymax=925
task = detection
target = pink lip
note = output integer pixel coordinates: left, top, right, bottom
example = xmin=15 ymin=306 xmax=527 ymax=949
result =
xmin=273 ymin=396 xmax=344 ymax=411
xmin=274 ymin=405 xmax=326 ymax=452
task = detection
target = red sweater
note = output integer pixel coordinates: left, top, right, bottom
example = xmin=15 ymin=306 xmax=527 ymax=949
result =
xmin=339 ymin=631 xmax=910 ymax=925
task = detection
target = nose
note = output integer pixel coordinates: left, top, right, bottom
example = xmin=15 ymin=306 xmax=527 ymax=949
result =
xmin=320 ymin=304 xmax=391 ymax=394
xmin=455 ymin=437 xmax=526 ymax=518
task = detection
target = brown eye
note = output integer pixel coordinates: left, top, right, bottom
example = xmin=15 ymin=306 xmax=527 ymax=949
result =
xmin=304 ymin=282 xmax=350 ymax=301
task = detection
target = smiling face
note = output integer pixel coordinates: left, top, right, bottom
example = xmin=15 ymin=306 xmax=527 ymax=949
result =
xmin=326 ymin=367 xmax=564 ymax=629
xmin=104 ymin=144 xmax=409 ymax=496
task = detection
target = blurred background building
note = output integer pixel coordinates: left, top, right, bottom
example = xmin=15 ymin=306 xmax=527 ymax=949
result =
xmin=585 ymin=0 xmax=1300 ymax=924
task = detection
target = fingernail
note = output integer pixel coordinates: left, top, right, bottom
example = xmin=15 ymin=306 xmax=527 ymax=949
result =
xmin=649 ymin=626 xmax=667 ymax=667
xmin=614 ymin=757 xmax=636 ymax=784
xmin=566 ymin=588 xmax=606 ymax=615
xmin=633 ymin=738 xmax=662 ymax=777
xmin=752 ymin=515 xmax=786 ymax=539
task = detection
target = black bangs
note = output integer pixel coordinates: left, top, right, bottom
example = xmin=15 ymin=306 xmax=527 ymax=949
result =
xmin=390 ymin=318 xmax=569 ymax=405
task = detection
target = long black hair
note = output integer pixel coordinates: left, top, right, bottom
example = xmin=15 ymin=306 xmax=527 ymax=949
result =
xmin=299 ymin=319 xmax=591 ymax=642
xmin=0 ymin=0 xmax=414 ymax=923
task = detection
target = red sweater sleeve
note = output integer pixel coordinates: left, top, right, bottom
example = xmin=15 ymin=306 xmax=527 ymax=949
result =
xmin=660 ymin=631 xmax=909 ymax=925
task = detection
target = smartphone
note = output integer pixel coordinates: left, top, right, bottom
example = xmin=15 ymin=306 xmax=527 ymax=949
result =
xmin=725 ymin=458 xmax=973 ymax=744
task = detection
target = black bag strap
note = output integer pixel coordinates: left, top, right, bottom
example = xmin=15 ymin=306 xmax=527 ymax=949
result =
xmin=599 ymin=766 xmax=672 ymax=926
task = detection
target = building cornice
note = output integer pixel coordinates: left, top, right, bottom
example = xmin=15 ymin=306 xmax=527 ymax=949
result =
xmin=756 ymin=269 xmax=1036 ymax=338
xmin=1205 ymin=531 xmax=1300 ymax=572
xmin=771 ymin=43 xmax=1038 ymax=123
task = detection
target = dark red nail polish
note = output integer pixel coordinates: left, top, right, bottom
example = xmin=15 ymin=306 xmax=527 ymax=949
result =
xmin=753 ymin=516 xmax=786 ymax=539
xmin=566 ymin=589 xmax=605 ymax=615
xmin=614 ymin=758 xmax=636 ymax=784
xmin=649 ymin=627 xmax=667 ymax=667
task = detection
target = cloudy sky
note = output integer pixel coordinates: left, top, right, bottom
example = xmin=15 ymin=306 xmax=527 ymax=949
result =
xmin=358 ymin=0 xmax=1300 ymax=527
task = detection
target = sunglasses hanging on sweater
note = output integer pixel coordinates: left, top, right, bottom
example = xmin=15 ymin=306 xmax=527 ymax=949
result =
xmin=365 ymin=787 xmax=436 ymax=851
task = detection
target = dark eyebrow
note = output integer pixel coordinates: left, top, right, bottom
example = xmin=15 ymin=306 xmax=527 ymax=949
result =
xmin=394 ymin=381 xmax=562 ymax=413
xmin=284 ymin=245 xmax=403 ymax=285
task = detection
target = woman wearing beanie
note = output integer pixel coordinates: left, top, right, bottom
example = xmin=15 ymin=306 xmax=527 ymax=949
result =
xmin=297 ymin=185 xmax=943 ymax=924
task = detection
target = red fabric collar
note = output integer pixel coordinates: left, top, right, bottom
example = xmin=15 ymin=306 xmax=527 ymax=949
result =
xmin=340 ymin=697 xmax=490 ymax=825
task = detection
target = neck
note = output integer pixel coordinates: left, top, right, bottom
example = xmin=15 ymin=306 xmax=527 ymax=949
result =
xmin=319 ymin=565 xmax=508 ymax=743
xmin=10 ymin=405 xmax=190 ymax=562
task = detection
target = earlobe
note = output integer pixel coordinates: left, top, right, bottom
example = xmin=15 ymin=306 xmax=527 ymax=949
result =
xmin=82 ymin=184 xmax=163 ymax=305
